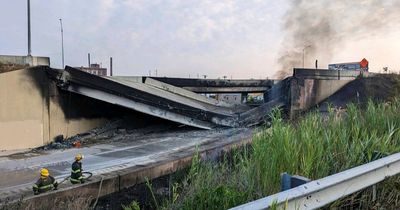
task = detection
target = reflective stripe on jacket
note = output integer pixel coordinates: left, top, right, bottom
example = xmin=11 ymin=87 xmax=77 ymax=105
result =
xmin=32 ymin=176 xmax=58 ymax=193
xmin=71 ymin=161 xmax=83 ymax=183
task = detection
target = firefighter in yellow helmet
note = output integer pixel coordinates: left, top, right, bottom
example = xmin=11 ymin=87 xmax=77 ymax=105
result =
xmin=70 ymin=154 xmax=85 ymax=184
xmin=32 ymin=168 xmax=58 ymax=195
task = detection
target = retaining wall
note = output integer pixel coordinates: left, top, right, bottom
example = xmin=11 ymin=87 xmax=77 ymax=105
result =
xmin=289 ymin=69 xmax=365 ymax=117
xmin=0 ymin=67 xmax=106 ymax=150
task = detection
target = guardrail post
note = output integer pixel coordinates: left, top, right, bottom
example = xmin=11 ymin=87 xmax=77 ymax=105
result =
xmin=281 ymin=173 xmax=291 ymax=191
xmin=281 ymin=172 xmax=311 ymax=191
xmin=372 ymin=184 xmax=377 ymax=202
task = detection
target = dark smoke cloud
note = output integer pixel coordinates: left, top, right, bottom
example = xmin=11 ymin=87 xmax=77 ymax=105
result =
xmin=276 ymin=0 xmax=400 ymax=78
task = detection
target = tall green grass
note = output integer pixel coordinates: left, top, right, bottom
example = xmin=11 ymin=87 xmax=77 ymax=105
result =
xmin=251 ymin=100 xmax=400 ymax=197
xmin=154 ymin=99 xmax=400 ymax=209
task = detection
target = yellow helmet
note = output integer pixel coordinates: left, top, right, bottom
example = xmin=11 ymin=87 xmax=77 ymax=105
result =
xmin=40 ymin=168 xmax=49 ymax=177
xmin=75 ymin=154 xmax=84 ymax=161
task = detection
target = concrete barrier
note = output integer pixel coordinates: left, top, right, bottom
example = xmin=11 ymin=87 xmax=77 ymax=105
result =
xmin=0 ymin=55 xmax=50 ymax=66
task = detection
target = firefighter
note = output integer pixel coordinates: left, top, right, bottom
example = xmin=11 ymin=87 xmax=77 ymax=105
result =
xmin=32 ymin=168 xmax=58 ymax=195
xmin=70 ymin=154 xmax=85 ymax=184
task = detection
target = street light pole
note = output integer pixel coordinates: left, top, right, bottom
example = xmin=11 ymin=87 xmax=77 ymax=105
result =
xmin=27 ymin=0 xmax=31 ymax=56
xmin=59 ymin=18 xmax=64 ymax=68
xmin=302 ymin=45 xmax=311 ymax=68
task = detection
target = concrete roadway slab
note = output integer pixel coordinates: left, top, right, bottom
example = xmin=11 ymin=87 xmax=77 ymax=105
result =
xmin=0 ymin=127 xmax=254 ymax=202
xmin=105 ymin=76 xmax=238 ymax=115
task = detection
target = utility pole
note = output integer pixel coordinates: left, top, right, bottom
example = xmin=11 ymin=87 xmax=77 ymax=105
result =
xmin=88 ymin=53 xmax=91 ymax=67
xmin=110 ymin=57 xmax=113 ymax=76
xmin=27 ymin=0 xmax=31 ymax=56
xmin=59 ymin=19 xmax=64 ymax=68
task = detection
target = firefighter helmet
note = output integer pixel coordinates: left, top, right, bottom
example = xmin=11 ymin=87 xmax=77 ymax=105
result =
xmin=40 ymin=168 xmax=49 ymax=177
xmin=75 ymin=154 xmax=84 ymax=161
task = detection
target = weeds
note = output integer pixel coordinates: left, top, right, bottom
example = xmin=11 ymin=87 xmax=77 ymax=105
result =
xmin=145 ymin=177 xmax=159 ymax=210
xmin=122 ymin=200 xmax=140 ymax=210
xmin=140 ymin=99 xmax=400 ymax=209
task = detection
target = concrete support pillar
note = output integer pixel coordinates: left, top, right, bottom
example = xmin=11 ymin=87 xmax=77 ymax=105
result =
xmin=241 ymin=93 xmax=248 ymax=103
xmin=263 ymin=92 xmax=269 ymax=103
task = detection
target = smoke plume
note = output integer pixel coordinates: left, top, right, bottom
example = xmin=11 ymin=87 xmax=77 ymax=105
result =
xmin=276 ymin=0 xmax=400 ymax=78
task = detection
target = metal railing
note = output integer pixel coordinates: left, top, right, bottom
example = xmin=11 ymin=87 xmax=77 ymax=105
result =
xmin=230 ymin=152 xmax=400 ymax=210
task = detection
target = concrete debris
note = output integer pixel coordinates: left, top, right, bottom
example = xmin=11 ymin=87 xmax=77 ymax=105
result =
xmin=33 ymin=120 xmax=124 ymax=151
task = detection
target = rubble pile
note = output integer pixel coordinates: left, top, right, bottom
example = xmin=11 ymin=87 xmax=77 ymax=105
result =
xmin=34 ymin=120 xmax=124 ymax=151
xmin=33 ymin=120 xmax=187 ymax=151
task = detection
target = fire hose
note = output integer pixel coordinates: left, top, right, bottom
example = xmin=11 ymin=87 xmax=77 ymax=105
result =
xmin=58 ymin=171 xmax=103 ymax=209
xmin=58 ymin=171 xmax=93 ymax=184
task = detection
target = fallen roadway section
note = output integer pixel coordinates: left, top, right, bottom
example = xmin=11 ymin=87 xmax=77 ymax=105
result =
xmin=48 ymin=66 xmax=258 ymax=129
xmin=119 ymin=77 xmax=233 ymax=108
xmin=47 ymin=66 xmax=286 ymax=130
xmin=0 ymin=127 xmax=254 ymax=209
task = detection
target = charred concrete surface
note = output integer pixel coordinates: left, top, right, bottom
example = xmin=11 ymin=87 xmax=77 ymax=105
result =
xmin=318 ymin=74 xmax=400 ymax=111
xmin=0 ymin=66 xmax=170 ymax=150
xmin=286 ymin=69 xmax=368 ymax=118
xmin=0 ymin=126 xmax=254 ymax=209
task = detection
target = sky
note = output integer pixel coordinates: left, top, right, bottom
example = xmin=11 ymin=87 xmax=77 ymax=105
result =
xmin=0 ymin=0 xmax=399 ymax=79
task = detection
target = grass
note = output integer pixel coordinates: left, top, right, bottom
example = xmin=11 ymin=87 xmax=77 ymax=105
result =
xmin=127 ymin=98 xmax=400 ymax=210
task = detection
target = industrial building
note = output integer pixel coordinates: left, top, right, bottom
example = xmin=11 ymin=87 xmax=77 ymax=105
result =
xmin=76 ymin=63 xmax=107 ymax=76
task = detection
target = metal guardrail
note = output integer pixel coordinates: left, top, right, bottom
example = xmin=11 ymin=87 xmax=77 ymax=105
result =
xmin=230 ymin=152 xmax=400 ymax=210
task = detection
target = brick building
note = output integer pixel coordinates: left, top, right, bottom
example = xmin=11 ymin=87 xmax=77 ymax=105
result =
xmin=77 ymin=63 xmax=107 ymax=76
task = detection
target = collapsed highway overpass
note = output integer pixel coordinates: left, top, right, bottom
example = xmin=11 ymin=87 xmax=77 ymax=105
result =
xmin=47 ymin=66 xmax=283 ymax=129
xmin=0 ymin=63 xmax=367 ymax=151
xmin=0 ymin=64 xmax=284 ymax=151
xmin=1 ymin=62 xmax=372 ymax=209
